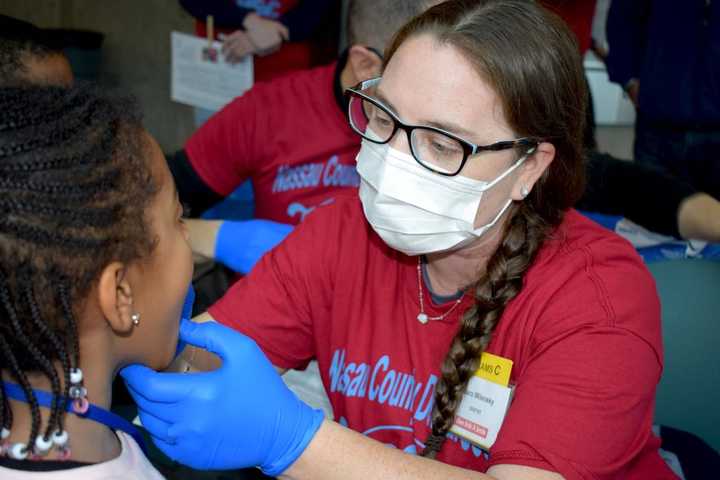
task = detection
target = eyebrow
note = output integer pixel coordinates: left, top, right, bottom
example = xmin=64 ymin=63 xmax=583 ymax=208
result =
xmin=374 ymin=87 xmax=482 ymax=144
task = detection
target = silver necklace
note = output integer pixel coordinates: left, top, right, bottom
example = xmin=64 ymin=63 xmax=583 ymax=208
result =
xmin=416 ymin=256 xmax=464 ymax=324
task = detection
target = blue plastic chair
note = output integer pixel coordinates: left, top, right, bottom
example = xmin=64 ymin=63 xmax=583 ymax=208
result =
xmin=647 ymin=259 xmax=720 ymax=452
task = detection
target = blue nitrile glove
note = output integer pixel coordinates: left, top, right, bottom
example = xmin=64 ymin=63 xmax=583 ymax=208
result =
xmin=174 ymin=285 xmax=195 ymax=358
xmin=120 ymin=319 xmax=324 ymax=474
xmin=215 ymin=219 xmax=293 ymax=274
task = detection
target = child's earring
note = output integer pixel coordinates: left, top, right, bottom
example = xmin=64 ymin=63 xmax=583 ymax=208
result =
xmin=131 ymin=313 xmax=140 ymax=326
xmin=520 ymin=185 xmax=530 ymax=199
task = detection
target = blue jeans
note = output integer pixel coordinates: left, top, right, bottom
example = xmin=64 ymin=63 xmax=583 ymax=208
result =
xmin=634 ymin=114 xmax=720 ymax=198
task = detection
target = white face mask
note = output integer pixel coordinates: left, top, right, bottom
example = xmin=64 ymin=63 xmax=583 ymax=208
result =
xmin=356 ymin=139 xmax=529 ymax=256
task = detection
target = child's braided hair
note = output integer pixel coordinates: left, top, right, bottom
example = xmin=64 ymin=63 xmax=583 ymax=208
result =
xmin=0 ymin=85 xmax=157 ymax=452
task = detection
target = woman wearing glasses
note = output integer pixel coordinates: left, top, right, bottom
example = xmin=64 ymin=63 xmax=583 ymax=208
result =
xmin=122 ymin=1 xmax=676 ymax=478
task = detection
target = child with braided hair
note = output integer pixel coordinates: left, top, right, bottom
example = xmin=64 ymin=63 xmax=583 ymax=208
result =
xmin=0 ymin=84 xmax=192 ymax=478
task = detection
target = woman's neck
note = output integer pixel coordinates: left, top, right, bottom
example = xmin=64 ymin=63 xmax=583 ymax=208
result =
xmin=2 ymin=361 xmax=121 ymax=464
xmin=425 ymin=220 xmax=506 ymax=295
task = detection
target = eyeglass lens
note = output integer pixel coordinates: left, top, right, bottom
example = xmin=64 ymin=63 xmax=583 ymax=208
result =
xmin=348 ymin=90 xmax=466 ymax=174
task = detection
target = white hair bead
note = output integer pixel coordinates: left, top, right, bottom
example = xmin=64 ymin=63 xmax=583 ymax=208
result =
xmin=52 ymin=430 xmax=69 ymax=447
xmin=1 ymin=427 xmax=9 ymax=440
xmin=69 ymin=368 xmax=83 ymax=384
xmin=8 ymin=443 xmax=28 ymax=460
xmin=34 ymin=435 xmax=53 ymax=453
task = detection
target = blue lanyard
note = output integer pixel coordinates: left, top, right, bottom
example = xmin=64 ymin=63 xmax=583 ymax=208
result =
xmin=2 ymin=382 xmax=147 ymax=455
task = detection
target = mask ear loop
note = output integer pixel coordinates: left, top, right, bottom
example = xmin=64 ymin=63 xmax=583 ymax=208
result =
xmin=475 ymin=197 xmax=514 ymax=232
xmin=468 ymin=147 xmax=538 ymax=238
xmin=480 ymin=146 xmax=537 ymax=191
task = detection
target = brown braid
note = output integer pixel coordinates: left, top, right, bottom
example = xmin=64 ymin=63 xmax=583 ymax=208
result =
xmin=381 ymin=0 xmax=588 ymax=457
xmin=423 ymin=205 xmax=551 ymax=457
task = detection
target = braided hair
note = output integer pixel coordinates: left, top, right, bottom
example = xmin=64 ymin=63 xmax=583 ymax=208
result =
xmin=0 ymin=85 xmax=156 ymax=452
xmin=384 ymin=0 xmax=588 ymax=457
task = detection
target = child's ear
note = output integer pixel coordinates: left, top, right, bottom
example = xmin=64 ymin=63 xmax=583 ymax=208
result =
xmin=97 ymin=262 xmax=135 ymax=333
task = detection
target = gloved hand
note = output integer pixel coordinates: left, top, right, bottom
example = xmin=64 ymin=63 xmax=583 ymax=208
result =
xmin=214 ymin=219 xmax=293 ymax=275
xmin=174 ymin=285 xmax=195 ymax=358
xmin=121 ymin=320 xmax=324 ymax=474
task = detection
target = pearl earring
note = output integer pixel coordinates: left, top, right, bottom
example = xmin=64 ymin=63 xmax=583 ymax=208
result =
xmin=131 ymin=313 xmax=140 ymax=326
xmin=520 ymin=185 xmax=530 ymax=198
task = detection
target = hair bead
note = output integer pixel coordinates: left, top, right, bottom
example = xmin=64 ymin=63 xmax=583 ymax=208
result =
xmin=52 ymin=429 xmax=68 ymax=447
xmin=8 ymin=442 xmax=28 ymax=460
xmin=34 ymin=435 xmax=53 ymax=454
xmin=69 ymin=368 xmax=83 ymax=385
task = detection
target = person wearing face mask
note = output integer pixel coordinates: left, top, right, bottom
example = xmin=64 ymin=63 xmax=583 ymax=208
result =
xmin=122 ymin=1 xmax=677 ymax=479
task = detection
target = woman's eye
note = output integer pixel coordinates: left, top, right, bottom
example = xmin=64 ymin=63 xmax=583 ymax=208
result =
xmin=432 ymin=142 xmax=448 ymax=152
xmin=431 ymin=140 xmax=459 ymax=155
xmin=370 ymin=108 xmax=393 ymax=126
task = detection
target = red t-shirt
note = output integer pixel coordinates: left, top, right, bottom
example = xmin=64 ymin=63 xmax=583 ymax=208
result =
xmin=185 ymin=62 xmax=360 ymax=225
xmin=210 ymin=198 xmax=675 ymax=479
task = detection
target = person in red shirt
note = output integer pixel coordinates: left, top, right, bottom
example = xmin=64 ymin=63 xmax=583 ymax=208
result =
xmin=170 ymin=0 xmax=436 ymax=274
xmin=124 ymin=1 xmax=676 ymax=478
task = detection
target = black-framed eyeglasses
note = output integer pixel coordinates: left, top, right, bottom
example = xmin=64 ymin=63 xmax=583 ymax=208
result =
xmin=345 ymin=77 xmax=540 ymax=176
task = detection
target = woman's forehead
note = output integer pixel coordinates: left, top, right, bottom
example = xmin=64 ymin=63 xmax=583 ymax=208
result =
xmin=380 ymin=34 xmax=513 ymax=142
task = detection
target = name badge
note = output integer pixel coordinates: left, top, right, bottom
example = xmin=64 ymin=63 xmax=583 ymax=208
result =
xmin=450 ymin=352 xmax=514 ymax=450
